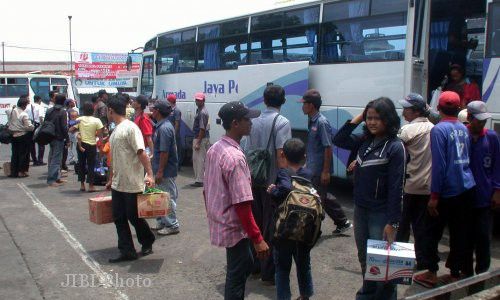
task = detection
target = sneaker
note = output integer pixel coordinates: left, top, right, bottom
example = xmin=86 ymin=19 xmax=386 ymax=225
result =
xmin=108 ymin=253 xmax=138 ymax=263
xmin=414 ymin=271 xmax=438 ymax=288
xmin=190 ymin=182 xmax=203 ymax=187
xmin=140 ymin=246 xmax=153 ymax=257
xmin=333 ymin=220 xmax=353 ymax=235
xmin=150 ymin=223 xmax=165 ymax=231
xmin=158 ymin=227 xmax=180 ymax=235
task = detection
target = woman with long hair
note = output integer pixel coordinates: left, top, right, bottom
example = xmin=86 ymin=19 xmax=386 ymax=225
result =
xmin=333 ymin=97 xmax=406 ymax=300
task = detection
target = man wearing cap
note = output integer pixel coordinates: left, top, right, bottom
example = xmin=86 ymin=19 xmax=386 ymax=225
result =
xmin=204 ymin=101 xmax=269 ymax=300
xmin=465 ymin=101 xmax=500 ymax=274
xmin=396 ymin=93 xmax=434 ymax=270
xmin=300 ymin=89 xmax=352 ymax=235
xmin=191 ymin=92 xmax=210 ymax=187
xmin=133 ymin=95 xmax=154 ymax=158
xmin=414 ymin=91 xmax=476 ymax=287
xmin=167 ymin=94 xmax=183 ymax=170
xmin=150 ymin=101 xmax=180 ymax=236
xmin=94 ymin=89 xmax=109 ymax=126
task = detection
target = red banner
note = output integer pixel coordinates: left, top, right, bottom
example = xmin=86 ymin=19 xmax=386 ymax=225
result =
xmin=75 ymin=62 xmax=140 ymax=79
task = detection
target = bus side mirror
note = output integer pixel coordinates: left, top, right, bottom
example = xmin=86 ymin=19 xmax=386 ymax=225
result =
xmin=126 ymin=55 xmax=133 ymax=71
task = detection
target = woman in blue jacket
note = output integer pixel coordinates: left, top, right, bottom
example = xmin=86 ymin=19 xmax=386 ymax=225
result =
xmin=333 ymin=97 xmax=406 ymax=300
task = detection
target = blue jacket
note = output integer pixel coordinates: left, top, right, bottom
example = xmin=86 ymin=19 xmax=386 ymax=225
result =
xmin=333 ymin=121 xmax=406 ymax=224
xmin=430 ymin=118 xmax=475 ymax=198
xmin=469 ymin=128 xmax=500 ymax=207
xmin=270 ymin=167 xmax=314 ymax=204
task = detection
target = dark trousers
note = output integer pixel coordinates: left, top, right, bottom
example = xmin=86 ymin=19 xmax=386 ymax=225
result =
xmin=30 ymin=140 xmax=37 ymax=163
xmin=472 ymin=207 xmax=491 ymax=274
xmin=77 ymin=143 xmax=97 ymax=184
xmin=421 ymin=189 xmax=475 ymax=276
xmin=274 ymin=239 xmax=313 ymax=300
xmin=250 ymin=186 xmax=275 ymax=281
xmin=30 ymin=141 xmax=45 ymax=164
xmin=61 ymin=143 xmax=68 ymax=170
xmin=225 ymin=238 xmax=254 ymax=300
xmin=396 ymin=193 xmax=430 ymax=269
xmin=312 ymin=176 xmax=348 ymax=226
xmin=111 ymin=189 xmax=155 ymax=255
xmin=10 ymin=134 xmax=31 ymax=176
xmin=176 ymin=135 xmax=183 ymax=170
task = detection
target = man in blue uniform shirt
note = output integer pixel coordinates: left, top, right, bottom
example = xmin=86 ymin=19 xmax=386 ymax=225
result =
xmin=299 ymin=89 xmax=352 ymax=235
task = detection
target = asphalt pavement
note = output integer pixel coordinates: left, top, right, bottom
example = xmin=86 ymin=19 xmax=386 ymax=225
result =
xmin=0 ymin=146 xmax=498 ymax=300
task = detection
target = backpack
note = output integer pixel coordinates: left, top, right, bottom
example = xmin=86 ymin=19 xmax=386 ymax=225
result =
xmin=34 ymin=108 xmax=57 ymax=145
xmin=246 ymin=114 xmax=279 ymax=186
xmin=274 ymin=176 xmax=325 ymax=247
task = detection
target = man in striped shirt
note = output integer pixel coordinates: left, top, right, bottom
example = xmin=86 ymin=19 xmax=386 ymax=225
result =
xmin=204 ymin=101 xmax=269 ymax=300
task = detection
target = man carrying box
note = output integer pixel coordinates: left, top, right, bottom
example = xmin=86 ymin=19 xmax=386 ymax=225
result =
xmin=105 ymin=95 xmax=156 ymax=263
xmin=150 ymin=101 xmax=180 ymax=235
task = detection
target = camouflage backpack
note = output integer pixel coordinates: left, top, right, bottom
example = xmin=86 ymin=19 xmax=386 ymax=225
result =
xmin=274 ymin=176 xmax=325 ymax=247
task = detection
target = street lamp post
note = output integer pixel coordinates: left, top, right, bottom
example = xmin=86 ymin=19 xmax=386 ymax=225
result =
xmin=68 ymin=16 xmax=73 ymax=76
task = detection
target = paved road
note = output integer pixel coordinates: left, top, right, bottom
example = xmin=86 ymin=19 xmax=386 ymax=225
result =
xmin=0 ymin=146 xmax=498 ymax=300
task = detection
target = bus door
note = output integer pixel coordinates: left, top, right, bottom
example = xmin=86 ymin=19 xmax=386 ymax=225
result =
xmin=404 ymin=0 xmax=431 ymax=99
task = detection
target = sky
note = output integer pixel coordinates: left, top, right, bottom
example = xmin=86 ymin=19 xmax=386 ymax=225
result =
xmin=1 ymin=0 xmax=316 ymax=62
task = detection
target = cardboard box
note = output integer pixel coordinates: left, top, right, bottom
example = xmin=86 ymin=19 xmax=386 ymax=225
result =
xmin=88 ymin=196 xmax=113 ymax=224
xmin=365 ymin=239 xmax=416 ymax=285
xmin=137 ymin=192 xmax=169 ymax=219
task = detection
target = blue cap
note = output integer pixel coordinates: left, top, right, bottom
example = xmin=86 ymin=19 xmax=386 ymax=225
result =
xmin=399 ymin=93 xmax=426 ymax=110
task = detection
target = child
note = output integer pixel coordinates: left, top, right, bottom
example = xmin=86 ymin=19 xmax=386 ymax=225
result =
xmin=67 ymin=110 xmax=80 ymax=165
xmin=267 ymin=138 xmax=314 ymax=300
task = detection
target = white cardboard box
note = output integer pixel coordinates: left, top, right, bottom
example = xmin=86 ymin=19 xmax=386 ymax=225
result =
xmin=365 ymin=239 xmax=416 ymax=285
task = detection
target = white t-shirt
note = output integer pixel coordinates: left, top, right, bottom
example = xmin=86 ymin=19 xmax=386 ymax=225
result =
xmin=26 ymin=103 xmax=41 ymax=123
xmin=110 ymin=119 xmax=146 ymax=193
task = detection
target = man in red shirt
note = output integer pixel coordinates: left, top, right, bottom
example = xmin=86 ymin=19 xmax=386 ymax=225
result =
xmin=133 ymin=95 xmax=154 ymax=157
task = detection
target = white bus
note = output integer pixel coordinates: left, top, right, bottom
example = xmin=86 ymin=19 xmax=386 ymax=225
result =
xmin=0 ymin=74 xmax=77 ymax=124
xmin=138 ymin=0 xmax=500 ymax=178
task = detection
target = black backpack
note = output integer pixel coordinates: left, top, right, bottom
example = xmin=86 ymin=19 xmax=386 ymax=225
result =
xmin=246 ymin=114 xmax=278 ymax=186
xmin=34 ymin=108 xmax=57 ymax=145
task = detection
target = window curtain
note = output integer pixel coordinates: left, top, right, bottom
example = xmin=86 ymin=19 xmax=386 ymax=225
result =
xmin=203 ymin=26 xmax=221 ymax=70
xmin=347 ymin=0 xmax=369 ymax=58
xmin=430 ymin=21 xmax=450 ymax=51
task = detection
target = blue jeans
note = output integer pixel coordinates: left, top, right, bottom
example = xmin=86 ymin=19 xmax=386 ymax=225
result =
xmin=156 ymin=177 xmax=179 ymax=229
xmin=274 ymin=239 xmax=313 ymax=300
xmin=354 ymin=205 xmax=396 ymax=300
xmin=47 ymin=139 xmax=64 ymax=184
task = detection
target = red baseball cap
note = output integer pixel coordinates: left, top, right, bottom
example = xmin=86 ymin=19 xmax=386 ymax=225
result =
xmin=194 ymin=92 xmax=206 ymax=101
xmin=167 ymin=94 xmax=176 ymax=102
xmin=438 ymin=91 xmax=460 ymax=108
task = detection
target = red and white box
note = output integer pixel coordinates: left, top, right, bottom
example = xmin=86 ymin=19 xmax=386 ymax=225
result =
xmin=137 ymin=192 xmax=169 ymax=219
xmin=365 ymin=239 xmax=416 ymax=285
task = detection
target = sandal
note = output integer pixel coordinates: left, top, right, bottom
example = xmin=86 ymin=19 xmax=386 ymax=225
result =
xmin=413 ymin=271 xmax=438 ymax=288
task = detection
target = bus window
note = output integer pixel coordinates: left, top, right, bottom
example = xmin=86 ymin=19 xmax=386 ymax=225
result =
xmin=321 ymin=0 xmax=407 ymax=63
xmin=197 ymin=37 xmax=248 ymax=70
xmin=0 ymin=78 xmax=29 ymax=98
xmin=486 ymin=1 xmax=500 ymax=57
xmin=157 ymin=46 xmax=196 ymax=74
xmin=51 ymin=78 xmax=68 ymax=85
xmin=30 ymin=78 xmax=50 ymax=101
xmin=141 ymin=55 xmax=154 ymax=97
xmin=144 ymin=38 xmax=157 ymax=51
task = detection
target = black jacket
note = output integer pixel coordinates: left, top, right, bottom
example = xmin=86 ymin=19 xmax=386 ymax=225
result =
xmin=333 ymin=121 xmax=406 ymax=224
xmin=45 ymin=105 xmax=69 ymax=141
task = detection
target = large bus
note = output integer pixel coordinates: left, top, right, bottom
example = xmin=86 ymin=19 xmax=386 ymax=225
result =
xmin=0 ymin=74 xmax=77 ymax=124
xmin=138 ymin=0 xmax=500 ymax=178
